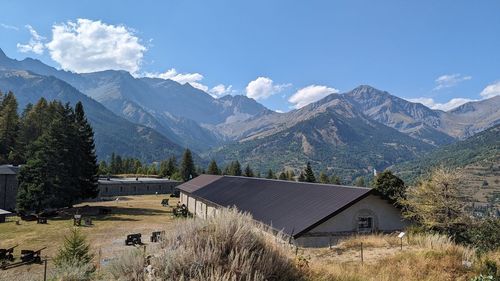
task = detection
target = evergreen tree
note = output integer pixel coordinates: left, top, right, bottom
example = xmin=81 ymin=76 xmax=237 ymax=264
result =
xmin=243 ymin=164 xmax=254 ymax=177
xmin=354 ymin=176 xmax=366 ymax=187
xmin=0 ymin=91 xmax=19 ymax=164
xmin=304 ymin=162 xmax=316 ymax=183
xmin=110 ymin=153 xmax=117 ymax=174
xmin=74 ymin=102 xmax=98 ymax=199
xmin=16 ymin=101 xmax=98 ymax=211
xmin=372 ymin=170 xmax=406 ymax=204
xmin=17 ymin=102 xmax=79 ymax=211
xmin=147 ymin=163 xmax=158 ymax=175
xmin=330 ymin=175 xmax=341 ymax=185
xmin=98 ymin=160 xmax=109 ymax=175
xmin=229 ymin=160 xmax=242 ymax=176
xmin=207 ymin=159 xmax=221 ymax=175
xmin=266 ymin=169 xmax=274 ymax=179
xmin=166 ymin=156 xmax=177 ymax=177
xmin=319 ymin=171 xmax=329 ymax=184
xmin=54 ymin=228 xmax=94 ymax=268
xmin=180 ymin=149 xmax=196 ymax=181
xmin=298 ymin=172 xmax=305 ymax=182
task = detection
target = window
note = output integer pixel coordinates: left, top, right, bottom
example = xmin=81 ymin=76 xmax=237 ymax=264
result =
xmin=358 ymin=217 xmax=373 ymax=232
xmin=105 ymin=187 xmax=108 ymax=193
xmin=120 ymin=186 xmax=123 ymax=193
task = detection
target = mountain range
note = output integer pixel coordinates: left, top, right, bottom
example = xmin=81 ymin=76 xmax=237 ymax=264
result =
xmin=0 ymin=48 xmax=499 ymax=179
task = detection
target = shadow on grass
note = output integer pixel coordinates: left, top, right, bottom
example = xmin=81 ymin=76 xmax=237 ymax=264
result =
xmin=44 ymin=206 xmax=172 ymax=222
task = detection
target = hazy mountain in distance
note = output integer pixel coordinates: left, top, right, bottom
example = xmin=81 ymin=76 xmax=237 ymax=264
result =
xmin=0 ymin=69 xmax=185 ymax=162
xmin=0 ymin=49 xmax=273 ymax=151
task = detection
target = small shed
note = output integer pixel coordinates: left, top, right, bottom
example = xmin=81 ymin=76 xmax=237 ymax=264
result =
xmin=177 ymin=175 xmax=408 ymax=247
xmin=0 ymin=208 xmax=11 ymax=223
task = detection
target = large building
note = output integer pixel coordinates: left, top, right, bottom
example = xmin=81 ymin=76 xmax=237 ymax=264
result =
xmin=98 ymin=177 xmax=180 ymax=198
xmin=0 ymin=165 xmax=20 ymax=211
xmin=178 ymin=175 xmax=407 ymax=247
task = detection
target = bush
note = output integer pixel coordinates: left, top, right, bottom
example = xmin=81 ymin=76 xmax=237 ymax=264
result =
xmin=468 ymin=219 xmax=500 ymax=253
xmin=107 ymin=208 xmax=303 ymax=280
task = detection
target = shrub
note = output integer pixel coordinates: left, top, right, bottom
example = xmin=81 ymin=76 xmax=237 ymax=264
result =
xmin=107 ymin=248 xmax=146 ymax=281
xmin=108 ymin=208 xmax=303 ymax=280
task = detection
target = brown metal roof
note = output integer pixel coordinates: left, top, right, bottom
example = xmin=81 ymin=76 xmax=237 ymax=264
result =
xmin=177 ymin=175 xmax=373 ymax=238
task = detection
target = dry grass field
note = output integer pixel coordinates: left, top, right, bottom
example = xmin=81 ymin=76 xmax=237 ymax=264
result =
xmin=1 ymin=196 xmax=499 ymax=281
xmin=0 ymin=195 xmax=179 ymax=280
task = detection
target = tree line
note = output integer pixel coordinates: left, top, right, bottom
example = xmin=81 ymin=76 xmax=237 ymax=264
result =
xmin=0 ymin=91 xmax=98 ymax=212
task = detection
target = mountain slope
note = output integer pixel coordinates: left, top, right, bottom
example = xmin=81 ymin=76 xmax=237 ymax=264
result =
xmin=211 ymin=94 xmax=433 ymax=180
xmin=0 ymin=70 xmax=185 ymax=162
xmin=0 ymin=50 xmax=273 ymax=151
xmin=343 ymin=85 xmax=455 ymax=146
xmin=394 ymin=124 xmax=500 ymax=183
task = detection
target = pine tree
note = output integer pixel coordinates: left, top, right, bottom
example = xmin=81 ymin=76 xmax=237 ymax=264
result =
xmin=372 ymin=170 xmax=406 ymax=204
xmin=180 ymin=149 xmax=196 ymax=181
xmin=298 ymin=172 xmax=305 ymax=182
xmin=230 ymin=160 xmax=242 ymax=176
xmin=0 ymin=91 xmax=19 ymax=164
xmin=110 ymin=153 xmax=117 ymax=174
xmin=266 ymin=169 xmax=274 ymax=179
xmin=330 ymin=175 xmax=341 ymax=185
xmin=74 ymin=102 xmax=98 ymax=199
xmin=54 ymin=228 xmax=94 ymax=268
xmin=147 ymin=164 xmax=158 ymax=175
xmin=166 ymin=156 xmax=177 ymax=177
xmin=319 ymin=171 xmax=329 ymax=184
xmin=243 ymin=164 xmax=254 ymax=177
xmin=98 ymin=160 xmax=109 ymax=175
xmin=304 ymin=162 xmax=316 ymax=183
xmin=354 ymin=176 xmax=365 ymax=187
xmin=207 ymin=159 xmax=220 ymax=175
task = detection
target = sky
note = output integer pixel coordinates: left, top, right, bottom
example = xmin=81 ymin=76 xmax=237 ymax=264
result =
xmin=1 ymin=0 xmax=499 ymax=112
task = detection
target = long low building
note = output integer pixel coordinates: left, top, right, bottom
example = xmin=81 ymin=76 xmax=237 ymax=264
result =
xmin=178 ymin=175 xmax=407 ymax=247
xmin=98 ymin=177 xmax=180 ymax=197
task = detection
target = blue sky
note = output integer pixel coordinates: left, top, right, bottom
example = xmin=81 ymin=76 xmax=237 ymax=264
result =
xmin=1 ymin=0 xmax=499 ymax=112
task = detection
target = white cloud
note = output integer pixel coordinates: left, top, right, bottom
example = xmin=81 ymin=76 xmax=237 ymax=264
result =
xmin=146 ymin=68 xmax=204 ymax=84
xmin=274 ymin=109 xmax=284 ymax=113
xmin=407 ymin=97 xmax=475 ymax=111
xmin=480 ymin=81 xmax=500 ymax=99
xmin=433 ymin=73 xmax=471 ymax=90
xmin=209 ymin=84 xmax=233 ymax=98
xmin=288 ymin=85 xmax=339 ymax=109
xmin=245 ymin=77 xmax=290 ymax=100
xmin=16 ymin=25 xmax=45 ymax=54
xmin=1 ymin=23 xmax=19 ymax=31
xmin=46 ymin=19 xmax=146 ymax=73
xmin=144 ymin=68 xmax=212 ymax=92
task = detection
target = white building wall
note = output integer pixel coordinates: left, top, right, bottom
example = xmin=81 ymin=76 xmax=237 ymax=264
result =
xmin=295 ymin=194 xmax=407 ymax=247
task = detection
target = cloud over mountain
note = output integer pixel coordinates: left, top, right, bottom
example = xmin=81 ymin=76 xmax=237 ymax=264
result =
xmin=288 ymin=85 xmax=338 ymax=109
xmin=480 ymin=81 xmax=500 ymax=99
xmin=433 ymin=73 xmax=471 ymax=90
xmin=245 ymin=77 xmax=289 ymax=100
xmin=46 ymin=19 xmax=146 ymax=73
xmin=16 ymin=25 xmax=45 ymax=54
